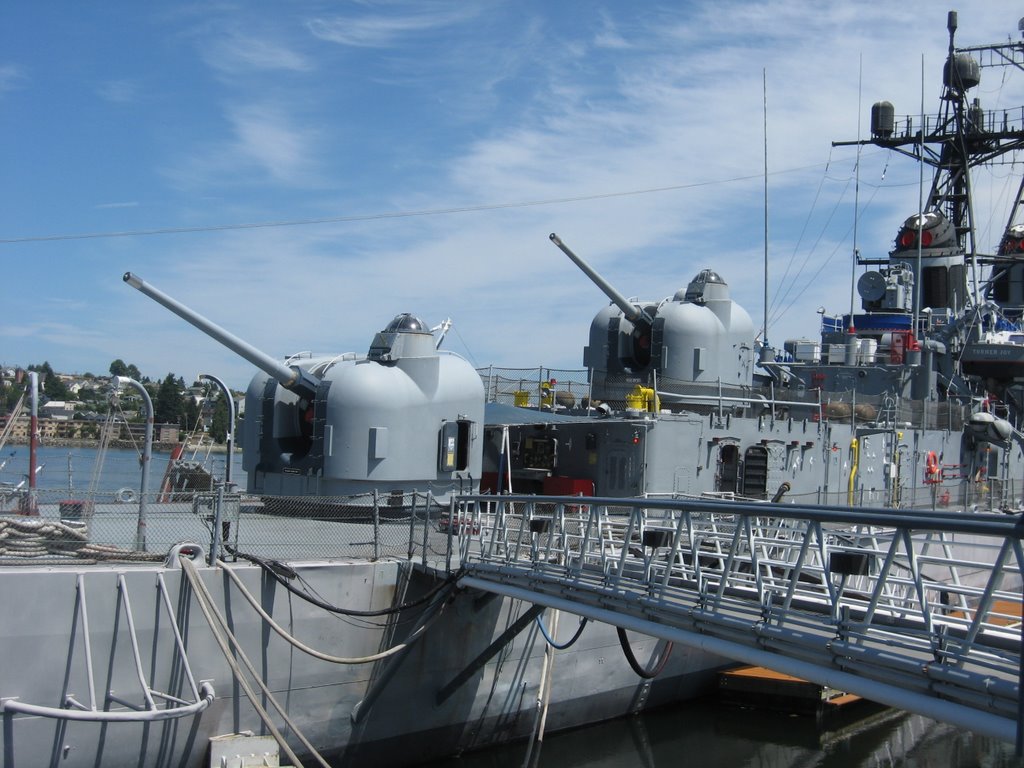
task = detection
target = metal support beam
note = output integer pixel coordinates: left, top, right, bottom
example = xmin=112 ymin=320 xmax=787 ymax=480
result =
xmin=458 ymin=575 xmax=1017 ymax=743
xmin=436 ymin=603 xmax=546 ymax=706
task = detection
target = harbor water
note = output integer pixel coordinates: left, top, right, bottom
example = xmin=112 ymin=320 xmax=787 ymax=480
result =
xmin=0 ymin=443 xmax=244 ymax=495
xmin=426 ymin=699 xmax=1024 ymax=768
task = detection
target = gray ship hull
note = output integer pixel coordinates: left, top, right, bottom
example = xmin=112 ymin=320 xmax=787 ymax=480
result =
xmin=0 ymin=555 xmax=726 ymax=768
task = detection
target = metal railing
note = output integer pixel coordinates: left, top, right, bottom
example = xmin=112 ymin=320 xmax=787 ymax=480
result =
xmin=446 ymin=493 xmax=1024 ymax=746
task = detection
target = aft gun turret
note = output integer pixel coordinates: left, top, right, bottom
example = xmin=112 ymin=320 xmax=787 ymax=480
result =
xmin=549 ymin=233 xmax=654 ymax=327
xmin=550 ymin=234 xmax=755 ymax=408
xmin=123 ymin=272 xmax=321 ymax=402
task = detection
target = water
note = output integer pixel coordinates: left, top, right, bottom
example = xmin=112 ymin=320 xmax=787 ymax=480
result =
xmin=425 ymin=699 xmax=1024 ymax=768
xmin=0 ymin=443 xmax=245 ymax=494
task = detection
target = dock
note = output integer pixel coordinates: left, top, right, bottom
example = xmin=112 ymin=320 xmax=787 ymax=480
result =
xmin=718 ymin=665 xmax=866 ymax=720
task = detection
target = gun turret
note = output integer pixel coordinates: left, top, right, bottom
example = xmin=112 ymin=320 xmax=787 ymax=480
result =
xmin=549 ymin=233 xmax=655 ymax=326
xmin=122 ymin=272 xmax=321 ymax=402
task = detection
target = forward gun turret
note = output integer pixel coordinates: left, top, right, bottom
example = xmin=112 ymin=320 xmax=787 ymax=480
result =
xmin=123 ymin=272 xmax=484 ymax=503
xmin=123 ymin=272 xmax=321 ymax=403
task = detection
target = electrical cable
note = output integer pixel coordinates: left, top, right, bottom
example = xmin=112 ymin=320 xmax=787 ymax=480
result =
xmin=616 ymin=626 xmax=673 ymax=680
xmin=225 ymin=544 xmax=463 ymax=617
xmin=217 ymin=559 xmax=454 ymax=664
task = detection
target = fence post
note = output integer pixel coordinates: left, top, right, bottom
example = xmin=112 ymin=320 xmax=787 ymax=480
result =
xmin=373 ymin=489 xmax=380 ymax=561
xmin=408 ymin=492 xmax=418 ymax=560
xmin=208 ymin=482 xmax=224 ymax=565
xmin=445 ymin=496 xmax=456 ymax=574
xmin=422 ymin=490 xmax=433 ymax=563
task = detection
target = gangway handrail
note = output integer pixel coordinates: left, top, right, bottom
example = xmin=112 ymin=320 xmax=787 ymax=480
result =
xmin=0 ymin=556 xmax=215 ymax=723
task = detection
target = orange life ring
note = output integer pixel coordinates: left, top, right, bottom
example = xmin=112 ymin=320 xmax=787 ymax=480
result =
xmin=924 ymin=451 xmax=941 ymax=484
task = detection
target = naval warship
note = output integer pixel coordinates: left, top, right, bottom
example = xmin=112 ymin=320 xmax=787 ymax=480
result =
xmin=1 ymin=9 xmax=1022 ymax=768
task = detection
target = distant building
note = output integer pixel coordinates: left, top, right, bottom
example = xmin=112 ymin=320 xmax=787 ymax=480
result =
xmin=39 ymin=401 xmax=76 ymax=421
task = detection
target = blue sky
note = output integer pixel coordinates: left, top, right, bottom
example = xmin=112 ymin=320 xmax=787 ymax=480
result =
xmin=2 ymin=1 xmax=1022 ymax=391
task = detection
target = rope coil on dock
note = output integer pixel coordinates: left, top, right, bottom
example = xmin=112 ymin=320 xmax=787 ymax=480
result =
xmin=0 ymin=517 xmax=162 ymax=561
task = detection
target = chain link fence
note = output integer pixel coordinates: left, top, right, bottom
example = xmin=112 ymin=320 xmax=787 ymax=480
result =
xmin=0 ymin=487 xmax=459 ymax=566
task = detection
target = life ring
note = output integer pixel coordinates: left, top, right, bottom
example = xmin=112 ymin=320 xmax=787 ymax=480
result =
xmin=924 ymin=451 xmax=941 ymax=484
xmin=116 ymin=487 xmax=138 ymax=504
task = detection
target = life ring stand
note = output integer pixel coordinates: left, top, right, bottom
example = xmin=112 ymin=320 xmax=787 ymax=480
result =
xmin=116 ymin=487 xmax=138 ymax=504
xmin=924 ymin=451 xmax=942 ymax=484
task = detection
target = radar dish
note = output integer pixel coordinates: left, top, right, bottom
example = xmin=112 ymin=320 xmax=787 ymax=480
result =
xmin=857 ymin=271 xmax=886 ymax=302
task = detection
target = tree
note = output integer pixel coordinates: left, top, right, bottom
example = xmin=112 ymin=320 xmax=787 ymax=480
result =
xmin=30 ymin=361 xmax=69 ymax=400
xmin=183 ymin=395 xmax=202 ymax=435
xmin=109 ymin=360 xmax=142 ymax=381
xmin=3 ymin=380 xmax=26 ymax=413
xmin=154 ymin=373 xmax=185 ymax=426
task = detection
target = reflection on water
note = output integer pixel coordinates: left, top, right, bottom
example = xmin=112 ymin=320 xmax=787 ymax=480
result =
xmin=426 ymin=700 xmax=1024 ymax=768
xmin=0 ymin=444 xmax=244 ymax=494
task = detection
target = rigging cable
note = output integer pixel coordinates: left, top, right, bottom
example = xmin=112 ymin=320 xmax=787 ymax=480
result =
xmin=0 ymin=161 xmax=840 ymax=246
xmin=179 ymin=553 xmax=325 ymax=768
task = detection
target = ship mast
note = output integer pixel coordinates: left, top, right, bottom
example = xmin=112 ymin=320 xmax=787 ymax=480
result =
xmin=833 ymin=11 xmax=1024 ymax=307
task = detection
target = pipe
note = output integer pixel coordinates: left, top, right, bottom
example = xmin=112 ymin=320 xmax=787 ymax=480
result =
xmin=1 ymin=682 xmax=215 ymax=723
xmin=198 ymin=374 xmax=235 ymax=488
xmin=23 ymin=373 xmax=38 ymax=515
xmin=111 ymin=376 xmax=152 ymax=551
xmin=122 ymin=272 xmax=320 ymax=402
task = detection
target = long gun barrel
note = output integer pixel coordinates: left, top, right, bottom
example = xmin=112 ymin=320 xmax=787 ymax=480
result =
xmin=549 ymin=233 xmax=654 ymax=325
xmin=122 ymin=272 xmax=321 ymax=401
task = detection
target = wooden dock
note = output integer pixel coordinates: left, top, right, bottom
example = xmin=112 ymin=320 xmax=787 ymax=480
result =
xmin=718 ymin=665 xmax=866 ymax=719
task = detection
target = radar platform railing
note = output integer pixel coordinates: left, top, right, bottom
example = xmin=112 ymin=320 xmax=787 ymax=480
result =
xmin=445 ymin=493 xmax=1024 ymax=748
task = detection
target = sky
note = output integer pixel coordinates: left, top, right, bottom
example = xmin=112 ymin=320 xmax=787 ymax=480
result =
xmin=2 ymin=1 xmax=1023 ymax=392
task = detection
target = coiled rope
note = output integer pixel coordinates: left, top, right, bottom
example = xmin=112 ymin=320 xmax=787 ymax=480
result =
xmin=0 ymin=517 xmax=162 ymax=561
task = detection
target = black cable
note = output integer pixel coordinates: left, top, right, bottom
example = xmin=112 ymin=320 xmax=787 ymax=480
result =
xmin=616 ymin=626 xmax=673 ymax=679
xmin=225 ymin=545 xmax=463 ymax=617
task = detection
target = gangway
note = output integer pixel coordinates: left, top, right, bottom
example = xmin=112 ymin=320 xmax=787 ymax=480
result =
xmin=440 ymin=494 xmax=1024 ymax=748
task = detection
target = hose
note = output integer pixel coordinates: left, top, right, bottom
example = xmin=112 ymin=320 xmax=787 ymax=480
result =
xmin=536 ymin=613 xmax=588 ymax=649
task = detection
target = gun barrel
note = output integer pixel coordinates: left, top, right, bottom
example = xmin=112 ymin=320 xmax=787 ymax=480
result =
xmin=122 ymin=272 xmax=320 ymax=400
xmin=549 ymin=233 xmax=653 ymax=325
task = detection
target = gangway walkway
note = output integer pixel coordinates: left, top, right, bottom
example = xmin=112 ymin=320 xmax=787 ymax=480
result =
xmin=440 ymin=494 xmax=1024 ymax=747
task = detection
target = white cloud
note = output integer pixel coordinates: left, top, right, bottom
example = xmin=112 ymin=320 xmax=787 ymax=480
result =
xmin=97 ymin=79 xmax=140 ymax=103
xmin=162 ymin=101 xmax=321 ymax=188
xmin=306 ymin=6 xmax=478 ymax=48
xmin=0 ymin=64 xmax=27 ymax=94
xmin=203 ymin=28 xmax=312 ymax=74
